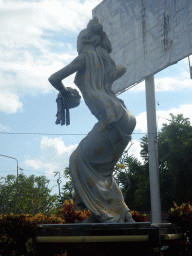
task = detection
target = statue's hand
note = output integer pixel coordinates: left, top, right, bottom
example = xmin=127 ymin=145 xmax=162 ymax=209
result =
xmin=60 ymin=85 xmax=71 ymax=97
xmin=61 ymin=91 xmax=70 ymax=98
xmin=68 ymin=87 xmax=81 ymax=98
xmin=59 ymin=87 xmax=81 ymax=109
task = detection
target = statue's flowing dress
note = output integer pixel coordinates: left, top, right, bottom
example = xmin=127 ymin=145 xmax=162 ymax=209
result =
xmin=69 ymin=49 xmax=136 ymax=223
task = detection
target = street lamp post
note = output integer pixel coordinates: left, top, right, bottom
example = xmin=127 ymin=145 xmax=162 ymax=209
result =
xmin=0 ymin=154 xmax=19 ymax=177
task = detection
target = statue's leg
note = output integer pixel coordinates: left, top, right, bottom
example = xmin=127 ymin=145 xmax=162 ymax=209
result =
xmin=69 ymin=111 xmax=136 ymax=223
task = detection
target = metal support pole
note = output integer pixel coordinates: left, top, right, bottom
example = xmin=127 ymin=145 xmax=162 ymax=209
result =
xmin=145 ymin=75 xmax=161 ymax=224
xmin=188 ymin=56 xmax=192 ymax=79
xmin=0 ymin=154 xmax=19 ymax=177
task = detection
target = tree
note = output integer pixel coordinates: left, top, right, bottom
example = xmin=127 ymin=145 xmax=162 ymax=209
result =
xmin=61 ymin=167 xmax=75 ymax=202
xmin=114 ymin=146 xmax=150 ymax=209
xmin=140 ymin=113 xmax=192 ymax=207
xmin=0 ymin=173 xmax=59 ymax=215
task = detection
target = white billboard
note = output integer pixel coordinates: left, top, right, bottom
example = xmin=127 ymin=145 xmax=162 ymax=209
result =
xmin=93 ymin=0 xmax=192 ymax=94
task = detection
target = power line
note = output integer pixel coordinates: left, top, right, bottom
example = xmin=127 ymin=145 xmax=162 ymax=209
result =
xmin=0 ymin=131 xmax=155 ymax=135
xmin=0 ymin=115 xmax=172 ymax=136
xmin=0 ymin=132 xmax=87 ymax=135
xmin=0 ymin=169 xmax=57 ymax=176
xmin=0 ymin=170 xmax=16 ymax=173
xmin=21 ymin=169 xmax=56 ymax=176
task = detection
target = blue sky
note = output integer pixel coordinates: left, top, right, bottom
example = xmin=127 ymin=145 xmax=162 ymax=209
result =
xmin=0 ymin=0 xmax=192 ymax=197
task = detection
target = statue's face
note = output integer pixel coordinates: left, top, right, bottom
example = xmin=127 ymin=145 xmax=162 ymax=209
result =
xmin=77 ymin=29 xmax=87 ymax=54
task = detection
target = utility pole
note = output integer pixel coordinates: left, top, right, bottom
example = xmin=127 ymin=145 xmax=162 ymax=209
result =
xmin=0 ymin=154 xmax=19 ymax=177
xmin=145 ymin=75 xmax=162 ymax=224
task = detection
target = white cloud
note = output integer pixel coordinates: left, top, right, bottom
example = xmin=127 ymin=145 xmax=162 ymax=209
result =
xmin=0 ymin=0 xmax=98 ymax=46
xmin=0 ymin=38 xmax=78 ymax=113
xmin=128 ymin=57 xmax=192 ymax=93
xmin=155 ymin=75 xmax=192 ymax=92
xmin=156 ymin=104 xmax=192 ymax=130
xmin=25 ymin=136 xmax=77 ymax=174
xmin=0 ymin=92 xmax=23 ymax=113
xmin=135 ymin=112 xmax=147 ymax=133
xmin=0 ymin=0 xmax=101 ymax=50
xmin=182 ymin=56 xmax=191 ymax=65
xmin=126 ymin=140 xmax=143 ymax=163
xmin=0 ymin=0 xmax=101 ymax=113
xmin=135 ymin=104 xmax=192 ymax=133
xmin=128 ymin=81 xmax=145 ymax=93
xmin=129 ymin=72 xmax=192 ymax=93
xmin=40 ymin=137 xmax=77 ymax=156
xmin=25 ymin=159 xmax=43 ymax=170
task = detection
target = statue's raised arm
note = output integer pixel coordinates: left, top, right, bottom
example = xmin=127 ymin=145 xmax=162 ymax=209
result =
xmin=48 ymin=55 xmax=86 ymax=96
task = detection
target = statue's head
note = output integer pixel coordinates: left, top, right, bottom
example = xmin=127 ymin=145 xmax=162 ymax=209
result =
xmin=77 ymin=17 xmax=112 ymax=54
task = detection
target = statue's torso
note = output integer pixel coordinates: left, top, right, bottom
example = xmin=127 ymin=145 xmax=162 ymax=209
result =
xmin=74 ymin=50 xmax=129 ymax=125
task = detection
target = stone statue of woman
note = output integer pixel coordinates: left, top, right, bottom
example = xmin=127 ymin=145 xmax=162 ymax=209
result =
xmin=48 ymin=17 xmax=136 ymax=223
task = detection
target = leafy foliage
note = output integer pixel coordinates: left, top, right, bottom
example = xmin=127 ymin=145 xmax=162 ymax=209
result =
xmin=110 ymin=113 xmax=192 ymax=212
xmin=59 ymin=199 xmax=91 ymax=223
xmin=0 ymin=213 xmax=65 ymax=256
xmin=130 ymin=210 xmax=148 ymax=222
xmin=0 ymin=199 xmax=150 ymax=256
xmin=140 ymin=114 xmax=192 ymax=207
xmin=166 ymin=201 xmax=192 ymax=232
xmin=158 ymin=114 xmax=192 ymax=205
xmin=60 ymin=167 xmax=75 ymax=202
xmin=0 ymin=174 xmax=59 ymax=215
xmin=113 ymin=149 xmax=150 ymax=209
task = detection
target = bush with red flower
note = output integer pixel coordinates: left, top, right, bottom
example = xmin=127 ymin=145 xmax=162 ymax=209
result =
xmin=0 ymin=213 xmax=65 ymax=256
xmin=59 ymin=200 xmax=148 ymax=223
xmin=0 ymin=200 xmax=150 ymax=255
xmin=166 ymin=201 xmax=192 ymax=256
xmin=166 ymin=201 xmax=192 ymax=232
xmin=59 ymin=199 xmax=91 ymax=223
xmin=130 ymin=210 xmax=148 ymax=222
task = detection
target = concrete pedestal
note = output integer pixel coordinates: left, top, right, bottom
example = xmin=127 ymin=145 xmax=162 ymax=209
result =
xmin=32 ymin=223 xmax=183 ymax=256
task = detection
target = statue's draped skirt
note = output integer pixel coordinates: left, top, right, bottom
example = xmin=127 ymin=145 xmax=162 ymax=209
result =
xmin=69 ymin=50 xmax=136 ymax=223
xmin=69 ymin=109 xmax=136 ymax=223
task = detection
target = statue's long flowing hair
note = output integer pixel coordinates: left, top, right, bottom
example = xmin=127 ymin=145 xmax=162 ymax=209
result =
xmin=82 ymin=17 xmax=117 ymax=88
